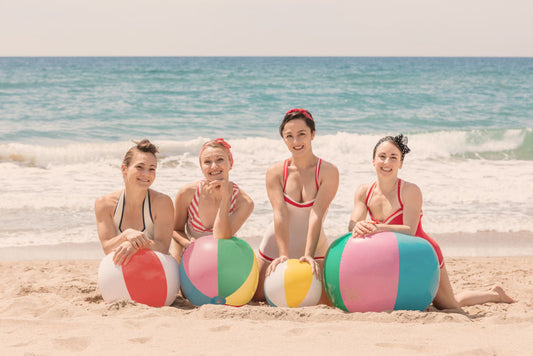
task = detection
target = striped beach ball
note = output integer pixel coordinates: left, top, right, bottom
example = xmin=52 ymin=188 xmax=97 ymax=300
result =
xmin=98 ymin=249 xmax=180 ymax=307
xmin=180 ymin=235 xmax=258 ymax=307
xmin=324 ymin=232 xmax=440 ymax=312
xmin=264 ymin=259 xmax=322 ymax=308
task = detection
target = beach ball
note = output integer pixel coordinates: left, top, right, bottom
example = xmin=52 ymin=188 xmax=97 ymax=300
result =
xmin=180 ymin=235 xmax=258 ymax=307
xmin=98 ymin=249 xmax=180 ymax=307
xmin=264 ymin=259 xmax=322 ymax=308
xmin=324 ymin=232 xmax=440 ymax=312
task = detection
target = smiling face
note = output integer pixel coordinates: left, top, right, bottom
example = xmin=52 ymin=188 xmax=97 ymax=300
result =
xmin=199 ymin=146 xmax=232 ymax=181
xmin=121 ymin=150 xmax=157 ymax=189
xmin=373 ymin=140 xmax=403 ymax=177
xmin=281 ymin=118 xmax=315 ymax=156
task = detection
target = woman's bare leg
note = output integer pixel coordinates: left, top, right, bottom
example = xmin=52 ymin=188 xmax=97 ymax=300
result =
xmin=432 ymin=265 xmax=461 ymax=309
xmin=169 ymin=239 xmax=183 ymax=265
xmin=433 ymin=265 xmax=515 ymax=309
xmin=252 ymin=256 xmax=270 ymax=302
xmin=455 ymin=285 xmax=515 ymax=306
xmin=317 ymin=259 xmax=332 ymax=306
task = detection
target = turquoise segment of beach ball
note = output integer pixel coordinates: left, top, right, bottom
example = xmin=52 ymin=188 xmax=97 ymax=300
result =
xmin=323 ymin=232 xmax=350 ymax=312
xmin=211 ymin=296 xmax=226 ymax=304
xmin=394 ymin=233 xmax=440 ymax=311
xmin=264 ymin=291 xmax=278 ymax=307
xmin=179 ymin=261 xmax=214 ymax=306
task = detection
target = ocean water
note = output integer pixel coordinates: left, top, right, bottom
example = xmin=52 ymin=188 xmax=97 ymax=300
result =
xmin=1 ymin=57 xmax=532 ymax=255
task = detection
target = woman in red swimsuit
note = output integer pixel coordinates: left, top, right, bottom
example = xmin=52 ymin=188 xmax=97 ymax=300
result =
xmin=348 ymin=134 xmax=514 ymax=309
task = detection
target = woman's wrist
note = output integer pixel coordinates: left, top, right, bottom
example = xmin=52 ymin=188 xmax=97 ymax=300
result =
xmin=373 ymin=223 xmax=381 ymax=233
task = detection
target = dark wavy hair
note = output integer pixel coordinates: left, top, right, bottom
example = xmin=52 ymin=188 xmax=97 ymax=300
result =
xmin=122 ymin=139 xmax=159 ymax=167
xmin=279 ymin=108 xmax=316 ymax=137
xmin=373 ymin=134 xmax=411 ymax=161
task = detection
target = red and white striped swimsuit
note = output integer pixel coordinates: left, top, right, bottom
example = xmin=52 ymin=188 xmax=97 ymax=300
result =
xmin=185 ymin=180 xmax=240 ymax=239
xmin=258 ymin=158 xmax=329 ymax=261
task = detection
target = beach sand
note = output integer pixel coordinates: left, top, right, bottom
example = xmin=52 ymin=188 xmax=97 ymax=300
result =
xmin=1 ymin=253 xmax=532 ymax=355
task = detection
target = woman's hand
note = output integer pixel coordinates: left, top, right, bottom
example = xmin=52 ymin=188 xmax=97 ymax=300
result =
xmin=184 ymin=237 xmax=195 ymax=249
xmin=352 ymin=220 xmax=378 ymax=238
xmin=205 ymin=179 xmax=232 ymax=202
xmin=112 ymin=240 xmax=138 ymax=266
xmin=122 ymin=228 xmax=153 ymax=249
xmin=266 ymin=255 xmax=289 ymax=276
xmin=299 ymin=255 xmax=321 ymax=280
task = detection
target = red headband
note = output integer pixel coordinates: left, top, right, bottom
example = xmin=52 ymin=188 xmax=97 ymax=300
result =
xmin=200 ymin=138 xmax=234 ymax=165
xmin=285 ymin=108 xmax=313 ymax=121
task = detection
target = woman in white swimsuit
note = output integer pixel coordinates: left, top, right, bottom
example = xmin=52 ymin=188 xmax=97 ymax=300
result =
xmin=95 ymin=139 xmax=174 ymax=266
xmin=170 ymin=138 xmax=254 ymax=263
xmin=254 ymin=109 xmax=339 ymax=303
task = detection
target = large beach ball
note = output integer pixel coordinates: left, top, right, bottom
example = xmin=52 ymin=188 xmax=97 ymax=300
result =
xmin=264 ymin=259 xmax=322 ymax=308
xmin=324 ymin=232 xmax=440 ymax=312
xmin=180 ymin=235 xmax=258 ymax=307
xmin=98 ymin=249 xmax=180 ymax=307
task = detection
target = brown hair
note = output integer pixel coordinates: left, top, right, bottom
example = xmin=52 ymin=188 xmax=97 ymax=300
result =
xmin=279 ymin=108 xmax=316 ymax=137
xmin=122 ymin=139 xmax=159 ymax=167
xmin=373 ymin=134 xmax=411 ymax=161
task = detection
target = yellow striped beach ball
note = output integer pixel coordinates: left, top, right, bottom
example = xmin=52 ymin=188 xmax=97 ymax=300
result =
xmin=264 ymin=259 xmax=322 ymax=307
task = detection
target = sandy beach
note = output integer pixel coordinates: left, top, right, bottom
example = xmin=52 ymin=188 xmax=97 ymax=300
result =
xmin=1 ymin=252 xmax=532 ymax=355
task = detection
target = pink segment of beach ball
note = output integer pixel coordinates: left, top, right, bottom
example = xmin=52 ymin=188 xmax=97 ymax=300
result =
xmin=181 ymin=236 xmax=219 ymax=298
xmin=339 ymin=232 xmax=399 ymax=312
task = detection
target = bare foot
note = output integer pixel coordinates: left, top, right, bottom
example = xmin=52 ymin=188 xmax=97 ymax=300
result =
xmin=491 ymin=285 xmax=515 ymax=303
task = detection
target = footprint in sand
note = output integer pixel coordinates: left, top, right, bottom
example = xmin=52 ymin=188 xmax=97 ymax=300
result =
xmin=129 ymin=337 xmax=152 ymax=344
xmin=53 ymin=337 xmax=90 ymax=352
xmin=209 ymin=325 xmax=231 ymax=332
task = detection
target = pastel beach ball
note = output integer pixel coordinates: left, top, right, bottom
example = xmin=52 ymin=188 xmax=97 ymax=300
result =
xmin=98 ymin=249 xmax=180 ymax=307
xmin=180 ymin=235 xmax=259 ymax=307
xmin=323 ymin=232 xmax=440 ymax=313
xmin=264 ymin=259 xmax=322 ymax=308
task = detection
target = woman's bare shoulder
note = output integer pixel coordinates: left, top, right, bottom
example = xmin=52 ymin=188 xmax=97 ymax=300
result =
xmin=319 ymin=159 xmax=339 ymax=176
xmin=95 ymin=191 xmax=121 ymax=214
xmin=401 ymin=180 xmax=422 ymax=194
xmin=175 ymin=181 xmax=201 ymax=197
xmin=149 ymin=189 xmax=172 ymax=203
xmin=354 ymin=183 xmax=372 ymax=200
xmin=266 ymin=160 xmax=286 ymax=180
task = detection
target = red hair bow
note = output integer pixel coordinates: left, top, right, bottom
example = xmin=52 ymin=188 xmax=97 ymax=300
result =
xmin=200 ymin=137 xmax=234 ymax=165
xmin=285 ymin=108 xmax=313 ymax=121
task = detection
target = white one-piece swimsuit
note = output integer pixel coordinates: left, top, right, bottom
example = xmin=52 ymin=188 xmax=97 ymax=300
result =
xmin=258 ymin=158 xmax=329 ymax=262
xmin=113 ymin=190 xmax=154 ymax=240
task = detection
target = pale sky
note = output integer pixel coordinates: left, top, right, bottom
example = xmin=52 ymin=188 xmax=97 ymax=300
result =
xmin=1 ymin=0 xmax=532 ymax=56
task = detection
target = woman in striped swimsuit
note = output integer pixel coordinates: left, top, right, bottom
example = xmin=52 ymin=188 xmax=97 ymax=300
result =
xmin=253 ymin=109 xmax=339 ymax=303
xmin=95 ymin=139 xmax=174 ymax=266
xmin=349 ymin=134 xmax=514 ymax=309
xmin=170 ymin=138 xmax=254 ymax=263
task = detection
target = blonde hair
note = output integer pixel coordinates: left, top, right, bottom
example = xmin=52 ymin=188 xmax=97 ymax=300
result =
xmin=199 ymin=138 xmax=233 ymax=165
